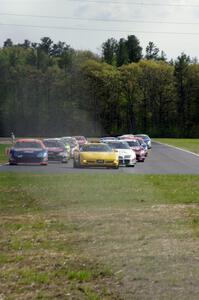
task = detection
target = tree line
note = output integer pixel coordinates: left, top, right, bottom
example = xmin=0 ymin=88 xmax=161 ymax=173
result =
xmin=0 ymin=36 xmax=198 ymax=137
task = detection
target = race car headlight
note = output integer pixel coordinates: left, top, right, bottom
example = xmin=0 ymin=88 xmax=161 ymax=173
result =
xmin=37 ymin=151 xmax=48 ymax=158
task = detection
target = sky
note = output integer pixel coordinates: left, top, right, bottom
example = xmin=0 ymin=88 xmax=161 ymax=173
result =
xmin=0 ymin=0 xmax=199 ymax=60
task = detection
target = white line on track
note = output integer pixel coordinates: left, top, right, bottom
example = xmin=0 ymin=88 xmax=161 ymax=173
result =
xmin=154 ymin=141 xmax=199 ymax=158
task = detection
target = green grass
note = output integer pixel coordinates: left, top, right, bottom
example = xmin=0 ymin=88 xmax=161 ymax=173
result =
xmin=154 ymin=138 xmax=199 ymax=154
xmin=0 ymin=144 xmax=9 ymax=163
xmin=1 ymin=173 xmax=199 ymax=299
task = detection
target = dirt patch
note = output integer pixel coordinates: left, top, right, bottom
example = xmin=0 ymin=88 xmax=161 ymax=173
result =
xmin=53 ymin=205 xmax=199 ymax=299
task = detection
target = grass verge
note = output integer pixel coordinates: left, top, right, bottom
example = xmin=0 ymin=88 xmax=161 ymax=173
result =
xmin=154 ymin=138 xmax=199 ymax=154
xmin=0 ymin=173 xmax=199 ymax=299
xmin=0 ymin=144 xmax=9 ymax=164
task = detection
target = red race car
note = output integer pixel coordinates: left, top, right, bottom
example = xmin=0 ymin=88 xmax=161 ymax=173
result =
xmin=134 ymin=137 xmax=148 ymax=157
xmin=123 ymin=139 xmax=146 ymax=162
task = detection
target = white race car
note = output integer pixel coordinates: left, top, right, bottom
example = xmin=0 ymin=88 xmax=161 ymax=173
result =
xmin=104 ymin=140 xmax=136 ymax=167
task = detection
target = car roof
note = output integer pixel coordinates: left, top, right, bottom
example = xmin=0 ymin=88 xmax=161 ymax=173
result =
xmin=16 ymin=138 xmax=41 ymax=143
xmin=105 ymin=140 xmax=126 ymax=143
xmin=134 ymin=137 xmax=143 ymax=140
xmin=43 ymin=138 xmax=60 ymax=141
xmin=14 ymin=138 xmax=45 ymax=148
xmin=119 ymin=134 xmax=134 ymax=137
xmin=135 ymin=134 xmax=149 ymax=137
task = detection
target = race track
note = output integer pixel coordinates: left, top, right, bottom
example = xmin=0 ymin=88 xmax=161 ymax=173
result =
xmin=0 ymin=142 xmax=199 ymax=174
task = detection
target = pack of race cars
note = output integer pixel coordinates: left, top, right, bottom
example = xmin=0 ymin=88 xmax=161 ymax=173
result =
xmin=7 ymin=134 xmax=151 ymax=168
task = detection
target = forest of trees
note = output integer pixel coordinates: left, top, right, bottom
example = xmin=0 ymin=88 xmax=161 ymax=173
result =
xmin=0 ymin=36 xmax=198 ymax=137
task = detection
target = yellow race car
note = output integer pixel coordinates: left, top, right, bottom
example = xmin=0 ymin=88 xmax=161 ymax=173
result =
xmin=73 ymin=143 xmax=119 ymax=169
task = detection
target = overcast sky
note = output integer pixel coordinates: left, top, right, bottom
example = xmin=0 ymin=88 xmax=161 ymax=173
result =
xmin=1 ymin=0 xmax=199 ymax=60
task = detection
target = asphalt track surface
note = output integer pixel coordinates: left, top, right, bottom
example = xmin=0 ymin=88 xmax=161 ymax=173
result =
xmin=0 ymin=142 xmax=199 ymax=174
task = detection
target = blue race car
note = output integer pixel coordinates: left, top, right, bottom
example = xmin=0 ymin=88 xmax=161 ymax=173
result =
xmin=135 ymin=134 xmax=152 ymax=149
xmin=9 ymin=138 xmax=48 ymax=165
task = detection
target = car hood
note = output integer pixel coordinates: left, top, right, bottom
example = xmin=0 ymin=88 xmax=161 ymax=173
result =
xmin=80 ymin=152 xmax=117 ymax=160
xmin=12 ymin=148 xmax=44 ymax=153
xmin=117 ymin=149 xmax=135 ymax=157
xmin=46 ymin=147 xmax=64 ymax=152
xmin=130 ymin=146 xmax=142 ymax=151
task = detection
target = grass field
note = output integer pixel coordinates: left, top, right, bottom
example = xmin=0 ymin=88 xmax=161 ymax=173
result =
xmin=1 ymin=173 xmax=199 ymax=299
xmin=154 ymin=138 xmax=199 ymax=154
xmin=0 ymin=144 xmax=9 ymax=164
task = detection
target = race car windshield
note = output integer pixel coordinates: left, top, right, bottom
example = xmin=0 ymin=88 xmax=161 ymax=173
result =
xmin=107 ymin=142 xmax=130 ymax=149
xmin=136 ymin=134 xmax=149 ymax=139
xmin=15 ymin=141 xmax=42 ymax=149
xmin=137 ymin=140 xmax=144 ymax=145
xmin=43 ymin=140 xmax=64 ymax=148
xmin=126 ymin=140 xmax=140 ymax=147
xmin=81 ymin=144 xmax=112 ymax=152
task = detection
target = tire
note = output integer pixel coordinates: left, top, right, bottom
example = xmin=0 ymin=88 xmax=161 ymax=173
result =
xmin=73 ymin=159 xmax=77 ymax=168
xmin=73 ymin=159 xmax=80 ymax=168
xmin=113 ymin=165 xmax=119 ymax=169
xmin=9 ymin=162 xmax=17 ymax=165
